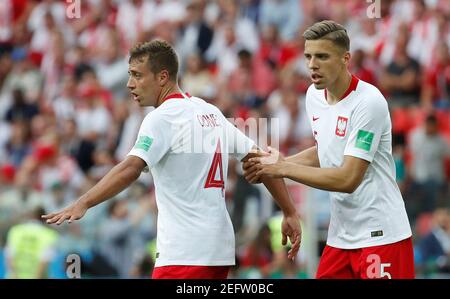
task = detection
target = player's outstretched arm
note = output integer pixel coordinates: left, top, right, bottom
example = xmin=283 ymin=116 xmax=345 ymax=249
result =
xmin=250 ymin=148 xmax=369 ymax=193
xmin=42 ymin=156 xmax=147 ymax=225
xmin=285 ymin=145 xmax=320 ymax=167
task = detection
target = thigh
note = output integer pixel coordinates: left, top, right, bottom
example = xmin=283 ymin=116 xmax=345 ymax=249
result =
xmin=316 ymin=245 xmax=356 ymax=279
xmin=152 ymin=265 xmax=230 ymax=279
xmin=359 ymin=238 xmax=415 ymax=279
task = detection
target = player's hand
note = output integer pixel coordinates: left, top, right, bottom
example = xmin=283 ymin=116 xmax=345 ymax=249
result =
xmin=282 ymin=213 xmax=302 ymax=260
xmin=243 ymin=149 xmax=269 ymax=184
xmin=42 ymin=200 xmax=88 ymax=225
xmin=249 ymin=147 xmax=286 ymax=178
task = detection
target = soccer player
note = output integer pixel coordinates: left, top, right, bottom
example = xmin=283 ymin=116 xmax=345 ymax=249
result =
xmin=244 ymin=20 xmax=414 ymax=279
xmin=42 ymin=40 xmax=301 ymax=279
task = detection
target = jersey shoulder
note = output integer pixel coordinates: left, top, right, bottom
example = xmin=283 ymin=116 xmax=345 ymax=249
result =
xmin=355 ymin=80 xmax=389 ymax=113
xmin=357 ymin=80 xmax=386 ymax=101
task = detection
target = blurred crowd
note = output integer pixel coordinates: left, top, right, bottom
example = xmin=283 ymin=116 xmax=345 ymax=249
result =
xmin=0 ymin=0 xmax=449 ymax=279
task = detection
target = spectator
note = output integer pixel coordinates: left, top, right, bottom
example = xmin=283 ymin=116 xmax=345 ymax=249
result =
xmin=14 ymin=135 xmax=85 ymax=204
xmin=269 ymin=247 xmax=307 ymax=279
xmin=206 ymin=22 xmax=242 ymax=82
xmin=5 ymin=88 xmax=38 ymax=123
xmin=267 ymin=68 xmax=312 ymax=155
xmin=0 ymin=164 xmax=14 ymax=239
xmin=51 ymin=75 xmax=76 ymax=122
xmin=58 ymin=118 xmax=95 ymax=174
xmin=94 ymin=27 xmax=129 ymax=99
xmin=0 ymin=51 xmax=13 ymax=95
xmin=205 ymin=0 xmax=259 ymax=80
xmin=259 ymin=0 xmax=302 ymax=42
xmin=180 ymin=52 xmax=216 ymax=99
xmin=239 ymin=224 xmax=273 ymax=278
xmin=256 ymin=24 xmax=282 ymax=71
xmin=96 ymin=198 xmax=152 ymax=278
xmin=176 ymin=0 xmax=214 ymax=65
xmin=4 ymin=207 xmax=59 ymax=278
xmin=29 ymin=10 xmax=58 ymax=54
xmin=421 ymin=42 xmax=450 ymax=110
xmin=392 ymin=133 xmax=407 ymax=194
xmin=227 ymin=49 xmax=260 ymax=103
xmin=406 ymin=0 xmax=439 ymax=67
xmin=350 ymin=49 xmax=377 ymax=87
xmin=350 ymin=17 xmax=381 ymax=58
xmin=408 ymin=114 xmax=450 ymax=216
xmin=88 ymin=148 xmax=115 ymax=182
xmin=4 ymin=119 xmax=31 ymax=168
xmin=113 ymin=101 xmax=145 ymax=162
xmin=417 ymin=208 xmax=450 ymax=278
xmin=379 ymin=23 xmax=421 ymax=107
xmin=75 ymin=81 xmax=112 ymax=145
xmin=1 ymin=49 xmax=43 ymax=104
xmin=40 ymin=29 xmax=68 ymax=103
xmin=240 ymin=0 xmax=261 ymax=25
xmin=27 ymin=0 xmax=66 ymax=35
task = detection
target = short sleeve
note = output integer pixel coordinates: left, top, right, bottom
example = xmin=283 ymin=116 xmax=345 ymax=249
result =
xmin=344 ymin=96 xmax=388 ymax=163
xmin=225 ymin=119 xmax=255 ymax=161
xmin=127 ymin=111 xmax=173 ymax=169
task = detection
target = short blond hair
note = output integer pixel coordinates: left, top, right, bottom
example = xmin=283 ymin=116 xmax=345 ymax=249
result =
xmin=303 ymin=20 xmax=350 ymax=51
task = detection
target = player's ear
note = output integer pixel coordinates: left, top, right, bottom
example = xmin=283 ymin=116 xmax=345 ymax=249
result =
xmin=158 ymin=70 xmax=170 ymax=86
xmin=343 ymin=51 xmax=351 ymax=65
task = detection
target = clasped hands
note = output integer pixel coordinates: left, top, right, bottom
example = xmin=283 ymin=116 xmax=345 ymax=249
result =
xmin=243 ymin=146 xmax=287 ymax=183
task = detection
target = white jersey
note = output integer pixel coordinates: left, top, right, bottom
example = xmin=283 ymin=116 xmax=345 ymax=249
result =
xmin=305 ymin=75 xmax=412 ymax=249
xmin=128 ymin=93 xmax=254 ymax=267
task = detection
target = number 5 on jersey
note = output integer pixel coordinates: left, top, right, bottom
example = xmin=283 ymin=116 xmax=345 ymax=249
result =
xmin=204 ymin=139 xmax=225 ymax=196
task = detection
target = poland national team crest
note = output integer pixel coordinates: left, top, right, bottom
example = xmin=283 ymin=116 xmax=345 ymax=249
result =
xmin=335 ymin=116 xmax=348 ymax=137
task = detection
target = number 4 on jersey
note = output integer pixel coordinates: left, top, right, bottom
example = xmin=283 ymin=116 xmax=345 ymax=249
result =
xmin=204 ymin=139 xmax=224 ymax=195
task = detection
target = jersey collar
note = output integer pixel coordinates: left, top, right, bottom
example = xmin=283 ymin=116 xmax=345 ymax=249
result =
xmin=162 ymin=92 xmax=191 ymax=103
xmin=324 ymin=74 xmax=359 ymax=102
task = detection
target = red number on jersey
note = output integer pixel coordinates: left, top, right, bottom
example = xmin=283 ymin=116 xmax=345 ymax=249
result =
xmin=204 ymin=139 xmax=224 ymax=193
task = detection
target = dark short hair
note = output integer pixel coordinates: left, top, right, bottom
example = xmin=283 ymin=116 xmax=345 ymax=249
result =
xmin=238 ymin=49 xmax=252 ymax=60
xmin=129 ymin=39 xmax=179 ymax=81
xmin=426 ymin=114 xmax=438 ymax=125
xmin=303 ymin=20 xmax=350 ymax=51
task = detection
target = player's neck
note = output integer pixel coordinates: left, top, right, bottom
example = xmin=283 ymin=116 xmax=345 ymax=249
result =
xmin=325 ymin=71 xmax=352 ymax=105
xmin=156 ymin=83 xmax=183 ymax=107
